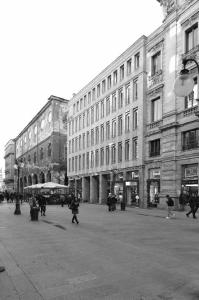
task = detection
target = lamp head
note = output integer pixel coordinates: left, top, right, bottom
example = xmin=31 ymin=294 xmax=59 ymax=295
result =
xmin=174 ymin=68 xmax=194 ymax=97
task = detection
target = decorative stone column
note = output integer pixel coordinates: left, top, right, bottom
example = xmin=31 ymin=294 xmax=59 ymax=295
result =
xmin=90 ymin=176 xmax=98 ymax=203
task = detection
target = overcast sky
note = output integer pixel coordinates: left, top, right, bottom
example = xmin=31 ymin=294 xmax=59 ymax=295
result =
xmin=0 ymin=0 xmax=163 ymax=174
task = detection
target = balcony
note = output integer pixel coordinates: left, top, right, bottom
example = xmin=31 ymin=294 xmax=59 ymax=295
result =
xmin=147 ymin=70 xmax=163 ymax=89
xmin=183 ymin=106 xmax=198 ymax=117
xmin=181 ymin=45 xmax=199 ymax=62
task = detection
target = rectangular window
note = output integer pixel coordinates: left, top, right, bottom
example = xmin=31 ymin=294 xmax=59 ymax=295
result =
xmin=111 ymin=144 xmax=116 ymax=164
xmin=75 ymin=117 xmax=78 ymax=133
xmin=92 ymin=88 xmax=96 ymax=101
xmin=95 ymin=126 xmax=99 ymax=144
xmin=72 ymin=157 xmax=74 ymax=171
xmin=132 ymin=137 xmax=138 ymax=160
xmin=79 ymin=155 xmax=81 ymax=170
xmin=112 ymin=93 xmax=117 ymax=112
xmin=83 ymin=133 xmax=85 ymax=149
xmin=106 ymin=97 xmax=110 ymax=115
xmin=112 ymin=118 xmax=116 ymax=138
xmin=127 ymin=59 xmax=132 ymax=75
xmin=100 ymin=148 xmax=104 ymax=166
xmin=79 ymin=135 xmax=81 ymax=150
xmin=106 ymin=121 xmax=110 ymax=140
xmin=101 ymin=100 xmax=104 ymax=118
xmin=91 ymin=151 xmax=94 ymax=168
xmin=91 ymin=106 xmax=94 ymax=124
xmin=118 ymin=88 xmax=123 ymax=109
xmin=182 ymin=129 xmax=199 ymax=151
xmin=69 ymin=121 xmax=71 ymax=136
xmin=186 ymin=23 xmax=198 ymax=52
xmin=149 ymin=139 xmax=160 ymax=157
xmin=72 ymin=119 xmax=74 ymax=134
xmin=133 ymin=79 xmax=138 ymax=101
xmin=133 ymin=107 xmax=138 ymax=130
xmin=83 ymin=153 xmax=85 ymax=169
xmin=77 ymin=101 xmax=79 ymax=112
xmin=73 ymin=104 xmax=75 ymax=114
xmin=151 ymin=97 xmax=161 ymax=122
xmin=72 ymin=139 xmax=74 ymax=153
xmin=83 ymin=113 xmax=85 ymax=128
xmin=185 ymin=77 xmax=198 ymax=109
xmin=84 ymin=95 xmax=87 ymax=107
xmin=97 ymin=84 xmax=101 ymax=97
xmin=87 ymin=109 xmax=90 ymax=126
xmin=113 ymin=70 xmax=117 ymax=85
xmin=91 ymin=129 xmax=94 ymax=146
xmin=118 ymin=115 xmax=123 ymax=136
xmin=80 ymin=98 xmax=83 ymax=110
xmin=108 ymin=75 xmax=112 ymax=89
xmin=125 ymin=140 xmax=130 ymax=161
xmin=125 ymin=111 xmax=130 ymax=132
xmin=118 ymin=142 xmax=122 ymax=162
xmin=75 ymin=137 xmax=78 ymax=152
xmin=79 ymin=115 xmax=81 ymax=130
xmin=75 ymin=156 xmax=77 ymax=172
xmin=69 ymin=140 xmax=71 ymax=154
xmin=106 ymin=146 xmax=110 ymax=165
xmin=151 ymin=51 xmax=161 ymax=76
xmin=102 ymin=80 xmax=106 ymax=93
xmin=88 ymin=92 xmax=91 ymax=104
xmin=120 ymin=64 xmax=124 ymax=81
xmin=86 ymin=152 xmax=89 ymax=169
xmin=87 ymin=131 xmax=90 ymax=147
xmin=134 ymin=52 xmax=140 ymax=69
xmin=126 ymin=84 xmax=130 ymax=105
xmin=95 ymin=149 xmax=99 ymax=167
xmin=100 ymin=124 xmax=104 ymax=142
xmin=69 ymin=158 xmax=71 ymax=172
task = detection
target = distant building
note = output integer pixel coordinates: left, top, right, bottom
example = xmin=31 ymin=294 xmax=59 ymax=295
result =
xmin=0 ymin=168 xmax=4 ymax=191
xmin=4 ymin=139 xmax=15 ymax=191
xmin=65 ymin=0 xmax=199 ymax=208
xmin=13 ymin=95 xmax=69 ymax=193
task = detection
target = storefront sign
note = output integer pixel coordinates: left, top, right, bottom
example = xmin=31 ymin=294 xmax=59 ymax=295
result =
xmin=184 ymin=164 xmax=198 ymax=178
xmin=150 ymin=169 xmax=160 ymax=179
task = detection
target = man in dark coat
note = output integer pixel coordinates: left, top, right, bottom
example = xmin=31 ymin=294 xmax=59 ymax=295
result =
xmin=107 ymin=193 xmax=112 ymax=212
xmin=186 ymin=193 xmax=197 ymax=219
xmin=70 ymin=197 xmax=79 ymax=224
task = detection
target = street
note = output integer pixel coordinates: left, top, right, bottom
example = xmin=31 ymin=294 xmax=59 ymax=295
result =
xmin=0 ymin=202 xmax=199 ymax=300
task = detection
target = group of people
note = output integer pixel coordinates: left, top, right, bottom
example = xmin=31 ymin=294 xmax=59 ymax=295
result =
xmin=166 ymin=192 xmax=199 ymax=219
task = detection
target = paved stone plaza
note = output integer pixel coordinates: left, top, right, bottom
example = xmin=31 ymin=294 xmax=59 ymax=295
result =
xmin=0 ymin=202 xmax=199 ymax=300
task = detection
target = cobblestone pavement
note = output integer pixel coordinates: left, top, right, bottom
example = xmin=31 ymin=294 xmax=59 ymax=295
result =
xmin=0 ymin=202 xmax=199 ymax=300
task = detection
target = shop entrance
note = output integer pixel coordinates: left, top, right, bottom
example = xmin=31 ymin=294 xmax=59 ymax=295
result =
xmin=125 ymin=181 xmax=139 ymax=205
xmin=147 ymin=179 xmax=160 ymax=207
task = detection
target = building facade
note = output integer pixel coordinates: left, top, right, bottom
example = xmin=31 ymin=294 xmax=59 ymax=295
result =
xmin=4 ymin=139 xmax=15 ymax=191
xmin=66 ymin=0 xmax=199 ymax=208
xmin=14 ymin=95 xmax=69 ymax=193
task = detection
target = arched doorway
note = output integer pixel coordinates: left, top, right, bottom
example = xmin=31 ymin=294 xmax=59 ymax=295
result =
xmin=28 ymin=175 xmax=32 ymax=186
xmin=46 ymin=171 xmax=51 ymax=182
xmin=39 ymin=172 xmax=45 ymax=183
xmin=33 ymin=174 xmax=38 ymax=184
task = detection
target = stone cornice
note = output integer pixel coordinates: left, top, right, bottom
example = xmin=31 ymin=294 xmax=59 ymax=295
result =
xmin=159 ymin=121 xmax=180 ymax=132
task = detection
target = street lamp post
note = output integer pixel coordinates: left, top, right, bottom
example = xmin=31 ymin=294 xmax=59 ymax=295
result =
xmin=174 ymin=58 xmax=199 ymax=109
xmin=14 ymin=160 xmax=24 ymax=215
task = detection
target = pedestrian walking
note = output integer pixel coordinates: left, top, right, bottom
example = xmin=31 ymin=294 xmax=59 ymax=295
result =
xmin=179 ymin=192 xmax=187 ymax=211
xmin=107 ymin=193 xmax=112 ymax=212
xmin=186 ymin=193 xmax=197 ymax=219
xmin=38 ymin=195 xmax=46 ymax=216
xmin=166 ymin=195 xmax=175 ymax=219
xmin=111 ymin=194 xmax=117 ymax=211
xmin=70 ymin=197 xmax=79 ymax=224
xmin=135 ymin=194 xmax=140 ymax=206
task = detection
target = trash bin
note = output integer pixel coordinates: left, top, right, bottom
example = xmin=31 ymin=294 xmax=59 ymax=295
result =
xmin=30 ymin=207 xmax=39 ymax=221
xmin=120 ymin=202 xmax=126 ymax=211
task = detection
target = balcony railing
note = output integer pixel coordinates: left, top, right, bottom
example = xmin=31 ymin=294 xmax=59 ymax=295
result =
xmin=183 ymin=106 xmax=198 ymax=117
xmin=147 ymin=70 xmax=163 ymax=89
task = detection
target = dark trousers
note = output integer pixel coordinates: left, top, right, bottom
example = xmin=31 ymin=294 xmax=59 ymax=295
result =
xmin=72 ymin=214 xmax=79 ymax=224
xmin=40 ymin=205 xmax=46 ymax=216
xmin=187 ymin=204 xmax=196 ymax=218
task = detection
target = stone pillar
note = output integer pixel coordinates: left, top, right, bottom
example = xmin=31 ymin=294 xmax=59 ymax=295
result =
xmin=99 ymin=174 xmax=107 ymax=204
xmin=82 ymin=177 xmax=90 ymax=203
xmin=90 ymin=176 xmax=98 ymax=203
xmin=123 ymin=171 xmax=127 ymax=204
xmin=139 ymin=166 xmax=146 ymax=208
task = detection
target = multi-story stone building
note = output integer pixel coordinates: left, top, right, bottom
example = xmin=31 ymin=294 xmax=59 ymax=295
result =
xmin=14 ymin=95 xmax=69 ymax=193
xmin=66 ymin=0 xmax=199 ymax=208
xmin=4 ymin=139 xmax=15 ymax=191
